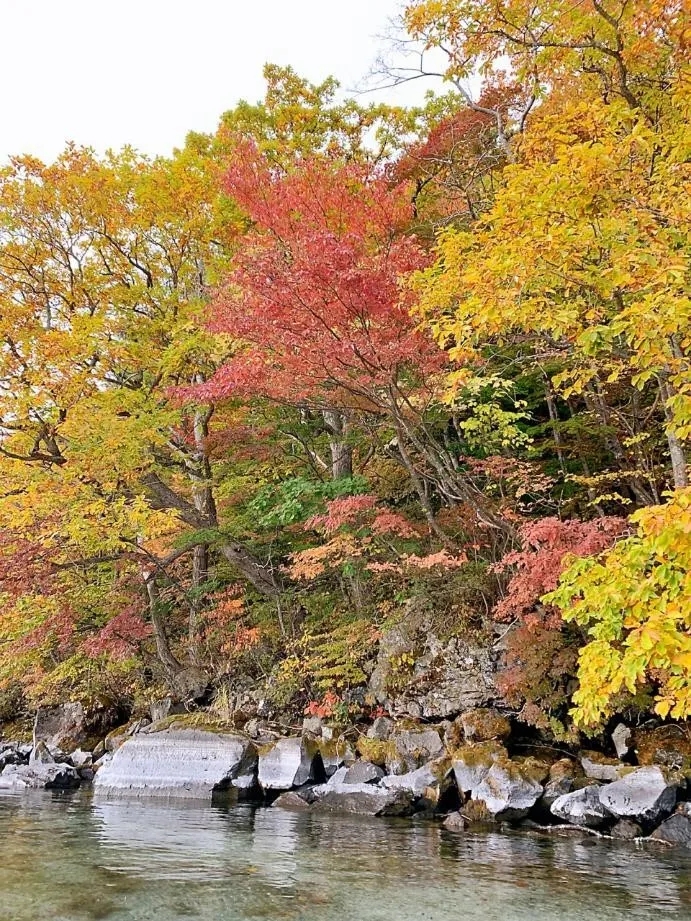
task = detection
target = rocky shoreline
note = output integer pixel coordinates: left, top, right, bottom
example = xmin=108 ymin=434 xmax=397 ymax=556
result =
xmin=2 ymin=702 xmax=691 ymax=850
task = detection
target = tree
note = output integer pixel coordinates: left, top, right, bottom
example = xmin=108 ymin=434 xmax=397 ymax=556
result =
xmin=408 ymin=0 xmax=691 ymax=728
xmin=547 ymin=488 xmax=691 ymax=726
xmin=0 ymin=144 xmax=281 ymax=700
xmin=412 ymin=1 xmax=690 ymax=495
xmin=201 ymin=143 xmax=519 ymax=536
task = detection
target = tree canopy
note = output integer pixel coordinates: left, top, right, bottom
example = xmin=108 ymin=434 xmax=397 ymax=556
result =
xmin=0 ymin=10 xmax=689 ymax=736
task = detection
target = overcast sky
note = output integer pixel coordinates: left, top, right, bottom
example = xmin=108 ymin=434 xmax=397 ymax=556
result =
xmin=1 ymin=0 xmax=434 ymax=163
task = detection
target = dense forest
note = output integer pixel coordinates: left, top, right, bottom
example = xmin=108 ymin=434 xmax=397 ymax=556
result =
xmin=0 ymin=0 xmax=688 ymax=744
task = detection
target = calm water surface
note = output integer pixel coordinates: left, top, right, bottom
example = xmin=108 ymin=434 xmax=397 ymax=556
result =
xmin=1 ymin=790 xmax=690 ymax=921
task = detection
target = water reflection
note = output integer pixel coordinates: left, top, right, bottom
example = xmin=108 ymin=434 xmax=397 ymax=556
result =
xmin=0 ymin=791 xmax=690 ymax=921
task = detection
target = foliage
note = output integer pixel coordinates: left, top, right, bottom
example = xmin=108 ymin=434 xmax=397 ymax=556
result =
xmin=547 ymin=488 xmax=691 ymax=727
xmin=494 ymin=517 xmax=627 ymax=626
xmin=198 ymin=142 xmax=440 ymax=411
xmin=0 ymin=4 xmax=689 ymax=739
xmin=246 ymin=476 xmax=369 ymax=529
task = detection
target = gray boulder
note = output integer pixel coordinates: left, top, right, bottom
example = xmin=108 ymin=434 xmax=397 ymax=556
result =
xmin=543 ymin=759 xmax=578 ymax=801
xmin=344 ymin=761 xmax=384 ymax=784
xmin=272 ymin=791 xmax=312 ymax=811
xmin=473 ymin=761 xmax=545 ymax=821
xmin=149 ymin=697 xmax=186 ymax=723
xmin=325 ymin=766 xmax=348 ymax=786
xmin=551 ymin=786 xmax=609 ymax=828
xmin=382 ymin=761 xmax=452 ymax=807
xmin=0 ymin=762 xmax=80 ymax=790
xmin=611 ymin=723 xmax=632 ymax=760
xmin=580 ymin=751 xmax=629 ymax=782
xmin=542 ymin=762 xmax=577 ymax=808
xmin=302 ymin=716 xmax=323 ymax=736
xmin=611 ymin=819 xmax=642 ymax=839
xmin=650 ymin=814 xmax=691 ymax=847
xmin=452 ymin=742 xmax=507 ymax=796
xmin=312 ymin=782 xmax=414 ymax=816
xmin=367 ymin=716 xmax=394 ymax=741
xmin=258 ymin=737 xmax=323 ymax=791
xmin=0 ymin=743 xmax=31 ymax=769
xmin=598 ymin=766 xmax=677 ymax=823
xmin=443 ymin=811 xmax=468 ymax=831
xmin=459 ymin=708 xmax=511 ymax=743
xmin=30 ymin=741 xmax=55 ymax=764
xmin=93 ymin=727 xmax=257 ymax=799
xmin=70 ymin=748 xmax=93 ymax=769
xmin=105 ymin=718 xmax=150 ymax=753
xmin=33 ymin=702 xmax=86 ymax=753
xmin=317 ymin=739 xmax=355 ymax=778
xmin=388 ymin=727 xmax=444 ymax=773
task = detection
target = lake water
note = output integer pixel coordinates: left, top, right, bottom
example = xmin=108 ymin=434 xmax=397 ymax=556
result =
xmin=1 ymin=790 xmax=690 ymax=921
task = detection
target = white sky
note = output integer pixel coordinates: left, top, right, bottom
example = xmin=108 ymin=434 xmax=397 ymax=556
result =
xmin=1 ymin=0 xmax=434 ymax=164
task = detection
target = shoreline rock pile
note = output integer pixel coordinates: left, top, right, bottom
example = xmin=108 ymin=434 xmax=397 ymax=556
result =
xmin=2 ymin=702 xmax=691 ymax=850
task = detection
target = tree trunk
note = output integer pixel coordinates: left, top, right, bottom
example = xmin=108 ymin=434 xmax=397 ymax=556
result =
xmin=142 ymin=469 xmax=283 ymax=600
xmin=144 ymin=573 xmax=183 ymax=680
xmin=659 ymin=376 xmax=689 ymax=488
xmin=544 ymin=382 xmax=567 ymax=475
xmin=322 ymin=410 xmax=353 ymax=479
xmin=386 ymin=384 xmax=515 ymax=537
xmin=582 ymin=386 xmax=656 ymax=505
xmin=144 ymin=572 xmax=209 ymax=700
xmin=218 ymin=544 xmax=282 ymax=598
xmin=188 ymin=543 xmax=208 ymax=666
xmin=187 ymin=405 xmax=214 ymax=663
xmin=394 ymin=427 xmax=454 ymax=546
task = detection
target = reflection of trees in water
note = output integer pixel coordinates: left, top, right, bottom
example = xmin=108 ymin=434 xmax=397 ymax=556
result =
xmin=2 ymin=794 xmax=691 ymax=920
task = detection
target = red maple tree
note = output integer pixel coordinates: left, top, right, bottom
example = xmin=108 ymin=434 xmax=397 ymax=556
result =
xmin=198 ymin=142 xmax=441 ymax=413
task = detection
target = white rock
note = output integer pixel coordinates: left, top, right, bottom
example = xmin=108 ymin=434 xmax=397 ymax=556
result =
xmin=598 ymin=766 xmax=677 ymax=823
xmin=93 ymin=727 xmax=257 ymax=799
xmin=257 ymin=737 xmax=322 ymax=791
xmin=551 ymin=786 xmax=609 ymax=828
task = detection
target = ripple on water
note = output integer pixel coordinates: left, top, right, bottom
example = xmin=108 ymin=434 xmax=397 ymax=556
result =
xmin=0 ymin=791 xmax=690 ymax=921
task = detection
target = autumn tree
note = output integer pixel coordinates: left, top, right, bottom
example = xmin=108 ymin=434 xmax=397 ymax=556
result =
xmin=0 ymin=71 xmax=448 ymax=704
xmin=409 ymin=0 xmax=691 ymax=723
xmin=0 ymin=143 xmax=284 ymax=700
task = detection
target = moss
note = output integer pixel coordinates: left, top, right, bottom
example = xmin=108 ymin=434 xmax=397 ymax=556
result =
xmin=633 ymin=724 xmax=691 ymax=774
xmin=549 ymin=757 xmax=579 ymax=781
xmin=580 ymin=748 xmax=620 ymax=766
xmin=106 ymin=723 xmax=130 ymax=740
xmin=147 ymin=713 xmax=247 ymax=735
xmin=317 ymin=737 xmax=351 ymax=760
xmin=510 ymin=756 xmax=550 ymax=784
xmin=356 ymin=736 xmax=397 ymax=766
xmin=460 ymin=708 xmax=511 ymax=743
xmin=429 ymin=754 xmax=453 ymax=781
xmin=0 ymin=719 xmax=32 ymax=743
xmin=448 ymin=741 xmax=507 ymax=768
xmin=256 ymin=740 xmax=279 ymax=757
xmin=460 ymin=799 xmax=496 ymax=824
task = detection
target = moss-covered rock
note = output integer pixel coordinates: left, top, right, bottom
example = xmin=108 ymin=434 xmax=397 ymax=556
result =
xmin=356 ymin=736 xmax=399 ymax=768
xmin=459 ymin=708 xmax=511 ymax=743
xmin=450 ymin=741 xmax=508 ymax=795
xmin=473 ymin=760 xmax=545 ymax=821
xmin=580 ymin=750 xmax=631 ymax=782
xmin=633 ymin=724 xmax=691 ymax=775
xmin=460 ymin=799 xmax=495 ymax=824
xmin=316 ymin=737 xmax=356 ymax=776
xmin=257 ymin=736 xmax=325 ymax=790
